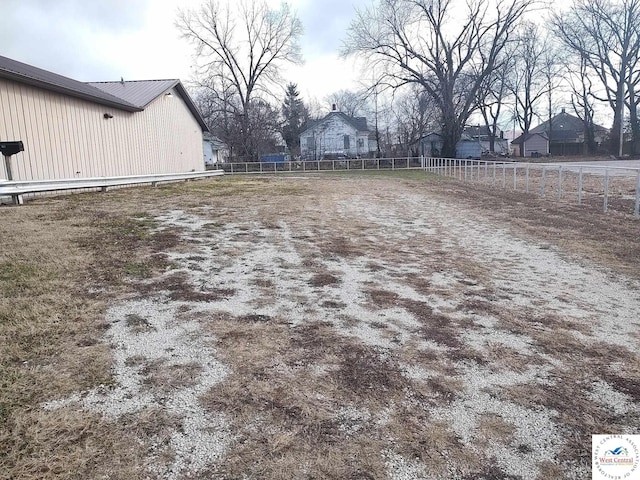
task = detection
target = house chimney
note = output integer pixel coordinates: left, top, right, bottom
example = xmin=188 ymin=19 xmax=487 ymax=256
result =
xmin=561 ymin=107 xmax=565 ymax=114
xmin=332 ymin=104 xmax=337 ymax=111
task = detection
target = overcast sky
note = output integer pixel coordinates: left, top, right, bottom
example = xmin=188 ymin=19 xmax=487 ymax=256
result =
xmin=1 ymin=0 xmax=370 ymax=105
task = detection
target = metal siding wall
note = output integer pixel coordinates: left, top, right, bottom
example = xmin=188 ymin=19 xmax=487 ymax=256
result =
xmin=0 ymin=79 xmax=204 ymax=181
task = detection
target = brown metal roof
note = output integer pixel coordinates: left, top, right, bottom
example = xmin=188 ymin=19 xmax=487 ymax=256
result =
xmin=0 ymin=55 xmax=207 ymax=131
xmin=0 ymin=55 xmax=141 ymax=112
xmin=88 ymin=79 xmax=179 ymax=108
xmin=89 ymin=80 xmax=208 ymax=132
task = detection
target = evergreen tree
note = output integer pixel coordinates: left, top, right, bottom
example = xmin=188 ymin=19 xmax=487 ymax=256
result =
xmin=281 ymin=83 xmax=309 ymax=156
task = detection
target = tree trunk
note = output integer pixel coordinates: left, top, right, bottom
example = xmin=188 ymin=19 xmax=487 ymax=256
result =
xmin=627 ymin=83 xmax=640 ymax=155
xmin=610 ymin=83 xmax=625 ymax=156
xmin=440 ymin=119 xmax=461 ymax=158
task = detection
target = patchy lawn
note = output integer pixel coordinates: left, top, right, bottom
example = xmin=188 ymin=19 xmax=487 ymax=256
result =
xmin=1 ymin=173 xmax=639 ymax=480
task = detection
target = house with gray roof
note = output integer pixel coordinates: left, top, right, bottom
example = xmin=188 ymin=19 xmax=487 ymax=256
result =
xmin=0 ymin=54 xmax=208 ymax=182
xmin=299 ymin=106 xmax=376 ymax=159
xmin=511 ymin=109 xmax=608 ymax=157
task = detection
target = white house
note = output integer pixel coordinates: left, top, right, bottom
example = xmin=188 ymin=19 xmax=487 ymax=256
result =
xmin=0 ymin=55 xmax=208 ymax=181
xmin=299 ymin=107 xmax=376 ymax=159
xmin=203 ymin=133 xmax=228 ymax=165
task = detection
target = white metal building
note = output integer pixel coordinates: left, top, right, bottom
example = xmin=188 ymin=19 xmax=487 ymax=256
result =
xmin=0 ymin=55 xmax=208 ymax=181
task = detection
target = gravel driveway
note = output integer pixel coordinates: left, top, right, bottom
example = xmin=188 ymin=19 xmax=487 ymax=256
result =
xmin=44 ymin=175 xmax=640 ymax=479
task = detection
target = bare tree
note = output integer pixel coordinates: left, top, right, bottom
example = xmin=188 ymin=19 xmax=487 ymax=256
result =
xmin=507 ymin=22 xmax=554 ymax=139
xmin=553 ymin=0 xmax=640 ymax=155
xmin=393 ymin=86 xmax=437 ymax=156
xmin=343 ymin=0 xmax=535 ymax=158
xmin=324 ymin=89 xmax=368 ymax=117
xmin=566 ymin=55 xmax=599 ymax=154
xmin=177 ymin=0 xmax=302 ymax=160
xmin=477 ymin=47 xmax=514 ymax=154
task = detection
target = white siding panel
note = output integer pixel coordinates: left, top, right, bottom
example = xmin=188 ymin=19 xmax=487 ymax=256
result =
xmin=0 ymin=79 xmax=204 ymax=181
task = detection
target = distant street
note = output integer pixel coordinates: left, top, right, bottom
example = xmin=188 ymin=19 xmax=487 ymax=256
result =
xmin=540 ymin=159 xmax=640 ymax=176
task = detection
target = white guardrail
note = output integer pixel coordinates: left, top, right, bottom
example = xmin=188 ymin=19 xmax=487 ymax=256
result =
xmin=0 ymin=170 xmax=224 ymax=205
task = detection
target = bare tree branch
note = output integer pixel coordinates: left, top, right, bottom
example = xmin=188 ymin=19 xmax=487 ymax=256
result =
xmin=177 ymin=0 xmax=302 ymax=160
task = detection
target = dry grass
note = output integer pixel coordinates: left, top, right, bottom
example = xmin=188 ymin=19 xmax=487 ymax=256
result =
xmin=1 ymin=172 xmax=639 ymax=479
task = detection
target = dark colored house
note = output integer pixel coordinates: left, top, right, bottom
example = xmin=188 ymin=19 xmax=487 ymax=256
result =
xmin=511 ymin=109 xmax=608 ymax=157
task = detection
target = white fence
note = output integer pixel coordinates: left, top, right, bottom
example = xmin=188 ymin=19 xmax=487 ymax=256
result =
xmin=220 ymin=156 xmax=640 ymax=218
xmin=0 ymin=170 xmax=224 ymax=205
xmin=423 ymin=157 xmax=640 ymax=218
xmin=218 ymin=157 xmax=424 ymax=174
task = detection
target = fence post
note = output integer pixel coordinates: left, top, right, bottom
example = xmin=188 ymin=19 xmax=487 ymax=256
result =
xmin=484 ymin=162 xmax=488 ymax=183
xmin=635 ymin=170 xmax=640 ymax=218
xmin=231 ymin=163 xmax=234 ymax=174
xmin=392 ymin=158 xmax=395 ymax=170
xmin=541 ymin=167 xmax=546 ymax=196
xmin=557 ymin=165 xmax=563 ymax=200
xmin=272 ymin=162 xmax=275 ymax=174
xmin=526 ymin=164 xmax=530 ymax=193
xmin=260 ymin=162 xmax=263 ymax=174
xmin=603 ymin=168 xmax=609 ymax=213
xmin=578 ymin=167 xmax=583 ymax=205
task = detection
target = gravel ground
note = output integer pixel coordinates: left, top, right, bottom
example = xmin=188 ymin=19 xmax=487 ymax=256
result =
xmin=42 ymin=175 xmax=640 ymax=479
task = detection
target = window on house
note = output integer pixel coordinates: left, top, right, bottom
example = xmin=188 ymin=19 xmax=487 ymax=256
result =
xmin=344 ymin=135 xmax=350 ymax=149
xmin=357 ymin=138 xmax=364 ymax=148
xmin=307 ymin=136 xmax=314 ymax=148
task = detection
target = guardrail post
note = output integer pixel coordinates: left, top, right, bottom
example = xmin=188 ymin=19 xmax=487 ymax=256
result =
xmin=541 ymin=167 xmax=546 ymax=196
xmin=635 ymin=170 xmax=640 ymax=218
xmin=603 ymin=168 xmax=609 ymax=213
xmin=578 ymin=167 xmax=583 ymax=205
xmin=557 ymin=166 xmax=563 ymax=200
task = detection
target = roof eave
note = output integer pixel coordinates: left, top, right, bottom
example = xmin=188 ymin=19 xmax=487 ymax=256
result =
xmin=173 ymin=82 xmax=209 ymax=132
xmin=0 ymin=70 xmax=142 ymax=112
